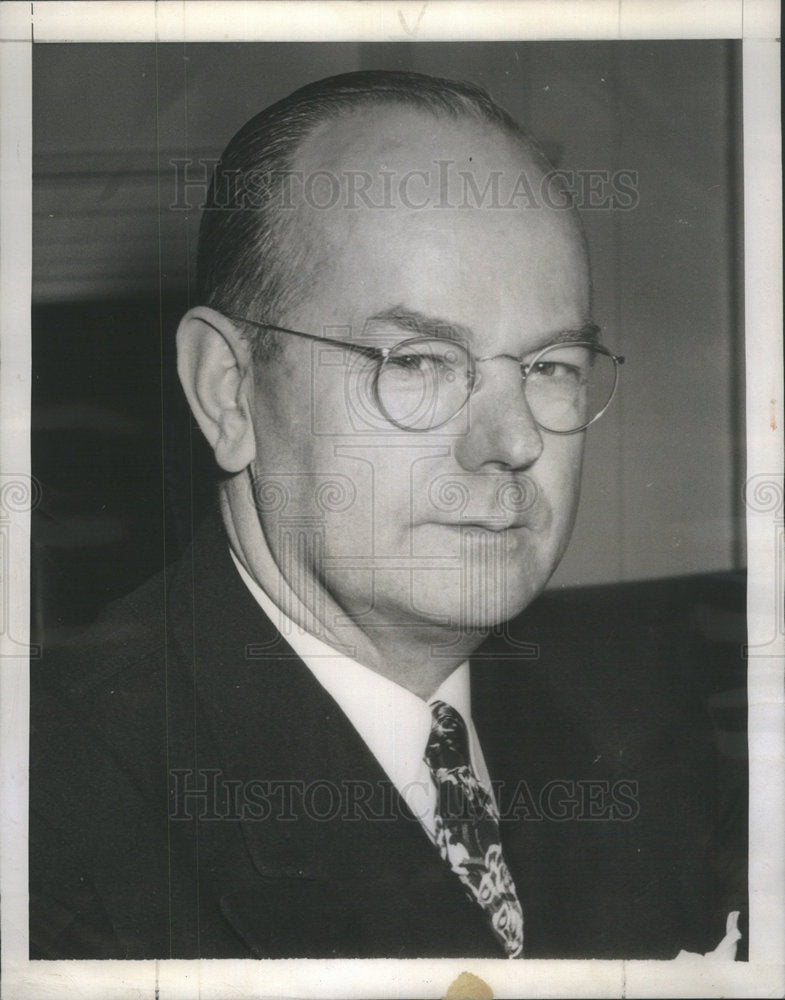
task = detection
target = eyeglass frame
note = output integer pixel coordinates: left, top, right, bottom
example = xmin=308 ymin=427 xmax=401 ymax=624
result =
xmin=226 ymin=314 xmax=625 ymax=435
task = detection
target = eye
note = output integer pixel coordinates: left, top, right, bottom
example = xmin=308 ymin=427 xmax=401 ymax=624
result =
xmin=375 ymin=338 xmax=475 ymax=429
xmin=386 ymin=344 xmax=464 ymax=375
xmin=524 ymin=360 xmax=579 ymax=380
xmin=388 ymin=352 xmax=430 ymax=371
xmin=530 ymin=360 xmax=581 ymax=379
xmin=523 ymin=343 xmax=593 ymax=383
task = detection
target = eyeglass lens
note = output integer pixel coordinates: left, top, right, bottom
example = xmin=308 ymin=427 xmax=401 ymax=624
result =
xmin=374 ymin=339 xmax=618 ymax=433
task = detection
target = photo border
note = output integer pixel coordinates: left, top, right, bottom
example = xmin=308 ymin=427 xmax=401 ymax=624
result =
xmin=1 ymin=2 xmax=782 ymax=997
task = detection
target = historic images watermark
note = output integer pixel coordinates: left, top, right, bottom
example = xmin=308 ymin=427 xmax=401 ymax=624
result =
xmin=743 ymin=473 xmax=784 ymax=656
xmin=170 ymin=158 xmax=640 ymax=213
xmin=169 ymin=769 xmax=640 ymax=823
xmin=1 ymin=474 xmax=42 ymax=657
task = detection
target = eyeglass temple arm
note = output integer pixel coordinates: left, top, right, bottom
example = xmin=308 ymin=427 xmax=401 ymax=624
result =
xmin=226 ymin=315 xmax=385 ymax=360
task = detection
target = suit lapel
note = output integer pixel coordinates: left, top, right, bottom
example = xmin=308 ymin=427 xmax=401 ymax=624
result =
xmin=163 ymin=515 xmax=505 ymax=957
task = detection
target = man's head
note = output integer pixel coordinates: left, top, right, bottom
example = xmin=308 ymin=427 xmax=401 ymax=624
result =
xmin=178 ymin=70 xmax=598 ymax=680
xmin=195 ymin=70 xmax=559 ymax=359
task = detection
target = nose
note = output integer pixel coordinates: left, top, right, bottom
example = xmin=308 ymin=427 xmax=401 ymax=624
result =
xmin=452 ymin=359 xmax=544 ymax=472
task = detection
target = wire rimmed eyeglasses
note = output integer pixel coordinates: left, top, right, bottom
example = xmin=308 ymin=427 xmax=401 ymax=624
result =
xmin=228 ymin=315 xmax=625 ymax=434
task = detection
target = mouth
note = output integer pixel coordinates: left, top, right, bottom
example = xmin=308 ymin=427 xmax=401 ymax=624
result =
xmin=436 ymin=519 xmax=530 ymax=533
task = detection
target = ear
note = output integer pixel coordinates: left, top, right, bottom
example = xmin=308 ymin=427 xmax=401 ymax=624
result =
xmin=176 ymin=306 xmax=256 ymax=473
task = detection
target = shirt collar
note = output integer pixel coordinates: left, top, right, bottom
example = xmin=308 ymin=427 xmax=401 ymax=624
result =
xmin=230 ymin=549 xmax=472 ymax=794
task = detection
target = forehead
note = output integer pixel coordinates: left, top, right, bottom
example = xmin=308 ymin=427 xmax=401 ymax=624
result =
xmin=287 ymin=105 xmax=589 ymax=344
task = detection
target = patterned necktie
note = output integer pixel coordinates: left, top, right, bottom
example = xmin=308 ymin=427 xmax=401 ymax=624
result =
xmin=424 ymin=700 xmax=524 ymax=958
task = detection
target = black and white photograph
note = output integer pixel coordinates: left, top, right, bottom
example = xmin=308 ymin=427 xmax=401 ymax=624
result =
xmin=1 ymin=3 xmax=782 ymax=998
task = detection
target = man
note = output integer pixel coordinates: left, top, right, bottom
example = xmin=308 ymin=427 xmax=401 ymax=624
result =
xmin=29 ymin=70 xmax=744 ymax=960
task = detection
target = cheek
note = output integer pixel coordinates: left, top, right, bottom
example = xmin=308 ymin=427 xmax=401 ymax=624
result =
xmin=302 ymin=347 xmax=382 ymax=435
xmin=254 ymin=364 xmax=312 ymax=454
xmin=543 ymin=437 xmax=585 ymax=539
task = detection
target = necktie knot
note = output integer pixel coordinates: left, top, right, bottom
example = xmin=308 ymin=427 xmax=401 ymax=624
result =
xmin=425 ymin=700 xmax=471 ymax=773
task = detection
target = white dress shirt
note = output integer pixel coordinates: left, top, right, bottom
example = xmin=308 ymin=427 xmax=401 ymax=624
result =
xmin=230 ymin=549 xmax=495 ymax=844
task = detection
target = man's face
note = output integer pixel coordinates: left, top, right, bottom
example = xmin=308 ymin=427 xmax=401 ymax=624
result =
xmin=247 ymin=107 xmax=590 ymax=636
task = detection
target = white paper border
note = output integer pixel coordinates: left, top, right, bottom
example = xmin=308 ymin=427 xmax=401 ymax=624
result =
xmin=1 ymin=2 xmax=782 ymax=997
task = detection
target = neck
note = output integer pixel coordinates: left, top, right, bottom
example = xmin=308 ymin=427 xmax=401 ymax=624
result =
xmin=219 ymin=475 xmax=483 ymax=700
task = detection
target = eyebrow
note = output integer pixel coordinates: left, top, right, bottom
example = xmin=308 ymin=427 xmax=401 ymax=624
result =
xmin=365 ymin=306 xmax=474 ymax=342
xmin=365 ymin=305 xmax=600 ymax=349
xmin=547 ymin=323 xmax=601 ymax=346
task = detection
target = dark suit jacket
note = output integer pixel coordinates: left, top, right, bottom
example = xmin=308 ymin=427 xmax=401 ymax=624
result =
xmin=29 ymin=515 xmax=747 ymax=960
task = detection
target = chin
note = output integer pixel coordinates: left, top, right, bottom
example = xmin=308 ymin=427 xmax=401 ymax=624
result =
xmin=410 ymin=559 xmax=551 ymax=633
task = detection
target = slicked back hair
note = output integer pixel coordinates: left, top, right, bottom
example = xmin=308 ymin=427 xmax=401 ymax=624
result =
xmin=196 ymin=69 xmax=545 ymax=360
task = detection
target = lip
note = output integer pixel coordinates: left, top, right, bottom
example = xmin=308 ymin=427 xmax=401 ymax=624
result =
xmin=435 ymin=520 xmax=530 ymax=533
